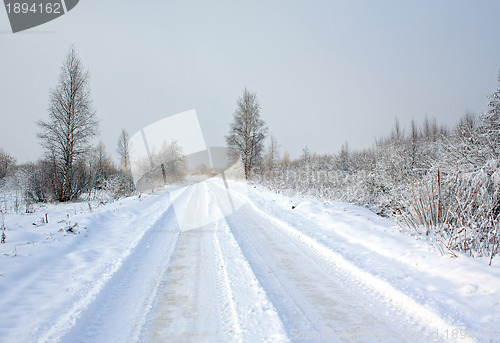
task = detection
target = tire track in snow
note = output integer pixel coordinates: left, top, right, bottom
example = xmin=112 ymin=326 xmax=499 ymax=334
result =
xmin=54 ymin=186 xmax=195 ymax=343
xmin=0 ymin=190 xmax=186 ymax=343
xmin=147 ymin=182 xmax=224 ymax=342
xmin=225 ymin=207 xmax=352 ymax=340
xmin=148 ymin=179 xmax=288 ymax=342
xmin=206 ymin=178 xmax=289 ymax=342
xmin=257 ymin=207 xmax=476 ymax=342
xmin=211 ymin=223 xmax=243 ymax=343
xmin=225 ymin=183 xmax=476 ymax=343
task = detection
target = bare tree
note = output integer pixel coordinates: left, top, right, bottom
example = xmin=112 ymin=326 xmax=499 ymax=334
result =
xmin=281 ymin=151 xmax=291 ymax=167
xmin=337 ymin=142 xmax=350 ymax=171
xmin=300 ymin=145 xmax=313 ymax=165
xmin=263 ymin=134 xmax=280 ymax=171
xmin=117 ymin=128 xmax=130 ymax=171
xmin=93 ymin=142 xmax=114 ymax=187
xmin=482 ymin=72 xmax=500 ymax=159
xmin=0 ymin=149 xmax=16 ymax=180
xmin=134 ymin=140 xmax=186 ymax=191
xmin=391 ymin=118 xmax=403 ymax=141
xmin=225 ymin=88 xmax=267 ymax=179
xmin=37 ymin=46 xmax=99 ymax=202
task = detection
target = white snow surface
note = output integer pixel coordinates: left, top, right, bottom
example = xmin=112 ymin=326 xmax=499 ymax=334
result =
xmin=1 ymin=178 xmax=499 ymax=342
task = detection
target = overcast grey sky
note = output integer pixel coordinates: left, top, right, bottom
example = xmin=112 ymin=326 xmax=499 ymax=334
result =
xmin=1 ymin=0 xmax=500 ymax=163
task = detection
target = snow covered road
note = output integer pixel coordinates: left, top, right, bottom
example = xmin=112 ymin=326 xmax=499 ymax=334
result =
xmin=1 ymin=177 xmax=500 ymax=342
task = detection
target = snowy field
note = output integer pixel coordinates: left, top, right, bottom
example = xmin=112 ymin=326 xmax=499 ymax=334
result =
xmin=1 ymin=178 xmax=499 ymax=342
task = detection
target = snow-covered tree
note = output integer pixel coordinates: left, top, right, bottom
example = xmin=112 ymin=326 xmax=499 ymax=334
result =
xmin=281 ymin=151 xmax=291 ymax=167
xmin=0 ymin=149 xmax=16 ymax=180
xmin=225 ymin=88 xmax=268 ymax=179
xmin=37 ymin=46 xmax=99 ymax=202
xmin=337 ymin=142 xmax=350 ymax=171
xmin=87 ymin=142 xmax=115 ymax=193
xmin=134 ymin=140 xmax=186 ymax=191
xmin=481 ymin=73 xmax=500 ymax=160
xmin=300 ymin=145 xmax=312 ymax=165
xmin=263 ymin=134 xmax=280 ymax=172
xmin=117 ymin=128 xmax=130 ymax=172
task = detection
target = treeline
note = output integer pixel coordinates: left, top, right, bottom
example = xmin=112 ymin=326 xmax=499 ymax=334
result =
xmin=0 ymin=144 xmax=134 ymax=213
xmin=259 ymin=76 xmax=500 ymax=264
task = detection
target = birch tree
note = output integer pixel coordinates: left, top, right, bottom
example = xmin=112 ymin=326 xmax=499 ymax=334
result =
xmin=37 ymin=46 xmax=98 ymax=202
xmin=117 ymin=128 xmax=130 ymax=171
xmin=0 ymin=149 xmax=15 ymax=180
xmin=263 ymin=134 xmax=280 ymax=171
xmin=225 ymin=88 xmax=267 ymax=179
xmin=482 ymin=72 xmax=500 ymax=159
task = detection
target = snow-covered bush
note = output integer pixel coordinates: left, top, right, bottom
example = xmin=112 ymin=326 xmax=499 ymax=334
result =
xmin=0 ymin=149 xmax=16 ymax=180
xmin=104 ymin=172 xmax=135 ymax=199
xmin=1 ymin=162 xmax=52 ymax=212
xmin=257 ymin=94 xmax=500 ymax=263
xmin=134 ymin=140 xmax=187 ymax=192
xmin=400 ymin=168 xmax=499 ymax=261
xmin=1 ymin=216 xmax=6 ymax=244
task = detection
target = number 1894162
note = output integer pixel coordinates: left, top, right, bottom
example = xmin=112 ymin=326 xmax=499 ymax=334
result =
xmin=5 ymin=2 xmax=62 ymax=14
